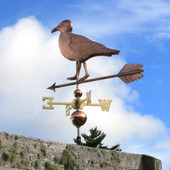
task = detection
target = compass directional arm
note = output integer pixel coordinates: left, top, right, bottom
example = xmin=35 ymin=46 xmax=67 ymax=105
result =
xmin=43 ymin=97 xmax=73 ymax=108
xmin=98 ymin=99 xmax=112 ymax=111
xmin=84 ymin=99 xmax=112 ymax=111
xmin=77 ymin=91 xmax=112 ymax=111
xmin=42 ymin=97 xmax=75 ymax=116
xmin=42 ymin=97 xmax=54 ymax=109
xmin=42 ymin=91 xmax=112 ymax=115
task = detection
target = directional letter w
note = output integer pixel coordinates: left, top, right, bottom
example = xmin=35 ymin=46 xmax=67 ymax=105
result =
xmin=98 ymin=99 xmax=112 ymax=111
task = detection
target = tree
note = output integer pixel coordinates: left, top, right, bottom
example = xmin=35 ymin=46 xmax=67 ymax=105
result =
xmin=74 ymin=126 xmax=122 ymax=151
xmin=82 ymin=127 xmax=106 ymax=148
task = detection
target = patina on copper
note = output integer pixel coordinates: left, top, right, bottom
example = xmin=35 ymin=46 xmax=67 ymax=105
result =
xmin=70 ymin=110 xmax=87 ymax=127
xmin=51 ymin=20 xmax=120 ymax=81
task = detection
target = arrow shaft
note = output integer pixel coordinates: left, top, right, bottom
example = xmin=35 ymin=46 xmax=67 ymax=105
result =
xmin=52 ymin=69 xmax=143 ymax=89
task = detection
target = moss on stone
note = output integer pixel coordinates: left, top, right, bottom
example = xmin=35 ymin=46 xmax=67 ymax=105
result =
xmin=13 ymin=142 xmax=18 ymax=149
xmin=37 ymin=153 xmax=42 ymax=159
xmin=87 ymin=147 xmax=92 ymax=151
xmin=91 ymin=162 xmax=98 ymax=169
xmin=10 ymin=152 xmax=16 ymax=163
xmin=93 ymin=168 xmax=97 ymax=170
xmin=100 ymin=150 xmax=105 ymax=156
xmin=9 ymin=142 xmax=18 ymax=163
xmin=20 ymin=151 xmax=25 ymax=158
xmin=113 ymin=165 xmax=118 ymax=170
xmin=2 ymin=150 xmax=16 ymax=163
xmin=5 ymin=133 xmax=9 ymax=140
xmin=31 ymin=161 xmax=34 ymax=167
xmin=0 ymin=138 xmax=3 ymax=148
xmin=111 ymin=152 xmax=120 ymax=163
xmin=21 ymin=159 xmax=29 ymax=167
xmin=44 ymin=161 xmax=60 ymax=170
xmin=13 ymin=160 xmax=29 ymax=169
xmin=60 ymin=150 xmax=79 ymax=170
xmin=100 ymin=160 xmax=110 ymax=168
xmin=34 ymin=143 xmax=38 ymax=148
xmin=41 ymin=144 xmax=47 ymax=156
xmin=2 ymin=150 xmax=11 ymax=161
xmin=34 ymin=160 xmax=41 ymax=169
xmin=54 ymin=156 xmax=60 ymax=164
xmin=13 ymin=162 xmax=23 ymax=169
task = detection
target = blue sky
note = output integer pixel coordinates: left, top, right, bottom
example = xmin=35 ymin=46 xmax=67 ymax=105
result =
xmin=0 ymin=0 xmax=170 ymax=169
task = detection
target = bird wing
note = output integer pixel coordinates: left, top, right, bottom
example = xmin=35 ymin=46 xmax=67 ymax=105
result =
xmin=69 ymin=33 xmax=110 ymax=61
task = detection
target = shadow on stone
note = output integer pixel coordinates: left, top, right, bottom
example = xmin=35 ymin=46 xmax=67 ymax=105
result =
xmin=142 ymin=154 xmax=161 ymax=170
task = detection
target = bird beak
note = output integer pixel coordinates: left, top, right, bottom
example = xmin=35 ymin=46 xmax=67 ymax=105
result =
xmin=51 ymin=26 xmax=60 ymax=33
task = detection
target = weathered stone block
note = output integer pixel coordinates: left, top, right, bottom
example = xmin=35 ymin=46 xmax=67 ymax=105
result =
xmin=0 ymin=132 xmax=162 ymax=170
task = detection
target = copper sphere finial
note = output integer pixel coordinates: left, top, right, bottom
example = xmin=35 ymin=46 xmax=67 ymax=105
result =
xmin=74 ymin=89 xmax=83 ymax=98
xmin=70 ymin=110 xmax=87 ymax=127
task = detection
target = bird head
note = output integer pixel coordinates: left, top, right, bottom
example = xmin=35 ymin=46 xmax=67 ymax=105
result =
xmin=51 ymin=20 xmax=73 ymax=33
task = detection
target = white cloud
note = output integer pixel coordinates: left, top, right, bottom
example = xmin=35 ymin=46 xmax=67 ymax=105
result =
xmin=154 ymin=138 xmax=170 ymax=150
xmin=72 ymin=0 xmax=170 ymax=39
xmin=0 ymin=17 xmax=168 ymax=152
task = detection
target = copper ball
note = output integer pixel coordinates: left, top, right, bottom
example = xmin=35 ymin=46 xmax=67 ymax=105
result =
xmin=70 ymin=110 xmax=87 ymax=127
xmin=74 ymin=89 xmax=83 ymax=98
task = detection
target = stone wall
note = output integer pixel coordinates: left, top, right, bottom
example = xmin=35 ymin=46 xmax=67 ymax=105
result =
xmin=0 ymin=132 xmax=162 ymax=170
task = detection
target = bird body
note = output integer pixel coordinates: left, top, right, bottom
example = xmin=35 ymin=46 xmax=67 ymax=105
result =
xmin=59 ymin=32 xmax=118 ymax=62
xmin=58 ymin=32 xmax=76 ymax=61
xmin=52 ymin=20 xmax=120 ymax=80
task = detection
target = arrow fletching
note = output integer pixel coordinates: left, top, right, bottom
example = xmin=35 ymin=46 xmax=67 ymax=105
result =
xmin=118 ymin=64 xmax=144 ymax=83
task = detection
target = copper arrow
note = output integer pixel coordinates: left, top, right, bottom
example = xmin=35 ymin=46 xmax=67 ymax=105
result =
xmin=47 ymin=64 xmax=144 ymax=92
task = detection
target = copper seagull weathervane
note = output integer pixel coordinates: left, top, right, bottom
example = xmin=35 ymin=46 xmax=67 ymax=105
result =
xmin=43 ymin=19 xmax=144 ymax=145
xmin=51 ymin=20 xmax=120 ymax=81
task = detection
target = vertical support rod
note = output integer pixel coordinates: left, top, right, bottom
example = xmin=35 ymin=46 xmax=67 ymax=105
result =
xmin=76 ymin=61 xmax=79 ymax=90
xmin=77 ymin=127 xmax=80 ymax=137
xmin=76 ymin=81 xmax=79 ymax=90
xmin=76 ymin=127 xmax=81 ymax=145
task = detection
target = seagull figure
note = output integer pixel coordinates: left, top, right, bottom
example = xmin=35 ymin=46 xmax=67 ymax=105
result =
xmin=51 ymin=20 xmax=120 ymax=81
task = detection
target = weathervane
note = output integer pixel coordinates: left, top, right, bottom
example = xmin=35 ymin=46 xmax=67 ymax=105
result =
xmin=43 ymin=90 xmax=112 ymax=116
xmin=42 ymin=20 xmax=144 ymax=145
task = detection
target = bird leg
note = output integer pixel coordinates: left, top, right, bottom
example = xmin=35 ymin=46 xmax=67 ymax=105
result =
xmin=67 ymin=61 xmax=81 ymax=80
xmin=79 ymin=62 xmax=89 ymax=81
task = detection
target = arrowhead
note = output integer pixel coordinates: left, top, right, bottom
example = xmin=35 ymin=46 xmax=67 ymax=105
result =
xmin=47 ymin=82 xmax=56 ymax=92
